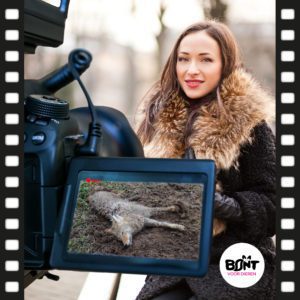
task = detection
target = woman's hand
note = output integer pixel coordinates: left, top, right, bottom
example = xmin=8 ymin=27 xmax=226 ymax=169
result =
xmin=214 ymin=192 xmax=242 ymax=222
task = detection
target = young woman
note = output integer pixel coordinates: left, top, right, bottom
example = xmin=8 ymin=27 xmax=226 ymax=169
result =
xmin=135 ymin=20 xmax=276 ymax=299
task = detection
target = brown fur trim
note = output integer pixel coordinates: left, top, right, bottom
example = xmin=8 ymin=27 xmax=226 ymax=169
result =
xmin=213 ymin=218 xmax=226 ymax=236
xmin=143 ymin=93 xmax=188 ymax=158
xmin=143 ymin=68 xmax=274 ymax=170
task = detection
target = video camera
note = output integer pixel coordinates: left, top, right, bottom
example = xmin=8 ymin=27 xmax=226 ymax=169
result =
xmin=24 ymin=0 xmax=215 ymax=288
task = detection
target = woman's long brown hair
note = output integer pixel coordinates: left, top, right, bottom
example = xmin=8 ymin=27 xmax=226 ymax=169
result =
xmin=137 ymin=20 xmax=242 ymax=145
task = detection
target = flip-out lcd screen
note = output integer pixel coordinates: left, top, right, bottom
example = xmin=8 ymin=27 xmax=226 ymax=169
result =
xmin=50 ymin=157 xmax=215 ymax=277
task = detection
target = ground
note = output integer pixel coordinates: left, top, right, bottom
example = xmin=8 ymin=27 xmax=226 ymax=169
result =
xmin=68 ymin=181 xmax=203 ymax=260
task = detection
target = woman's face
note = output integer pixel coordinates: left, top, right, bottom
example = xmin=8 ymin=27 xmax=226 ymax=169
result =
xmin=176 ymin=30 xmax=222 ymax=99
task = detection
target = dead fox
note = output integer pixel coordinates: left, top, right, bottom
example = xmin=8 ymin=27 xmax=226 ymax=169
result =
xmin=88 ymin=191 xmax=186 ymax=246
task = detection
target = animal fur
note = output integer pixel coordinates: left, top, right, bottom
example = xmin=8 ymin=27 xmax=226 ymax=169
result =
xmin=136 ymin=68 xmax=275 ymax=236
xmin=88 ymin=191 xmax=186 ymax=246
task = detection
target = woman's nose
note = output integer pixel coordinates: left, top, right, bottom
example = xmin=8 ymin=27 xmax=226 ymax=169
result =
xmin=187 ymin=61 xmax=200 ymax=75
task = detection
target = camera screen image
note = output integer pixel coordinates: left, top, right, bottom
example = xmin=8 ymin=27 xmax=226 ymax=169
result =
xmin=67 ymin=172 xmax=203 ymax=261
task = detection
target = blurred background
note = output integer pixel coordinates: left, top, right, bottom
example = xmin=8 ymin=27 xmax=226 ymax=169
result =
xmin=25 ymin=0 xmax=275 ymax=299
xmin=25 ymin=0 xmax=275 ymax=126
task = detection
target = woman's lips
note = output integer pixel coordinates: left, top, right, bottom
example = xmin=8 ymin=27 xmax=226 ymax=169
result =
xmin=185 ymin=80 xmax=204 ymax=88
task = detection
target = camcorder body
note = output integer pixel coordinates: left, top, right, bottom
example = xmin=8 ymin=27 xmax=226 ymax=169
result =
xmin=24 ymin=0 xmax=215 ymax=288
xmin=24 ymin=0 xmax=144 ymax=284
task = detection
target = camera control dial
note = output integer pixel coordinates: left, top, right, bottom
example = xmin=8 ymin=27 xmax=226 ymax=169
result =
xmin=26 ymin=95 xmax=69 ymax=119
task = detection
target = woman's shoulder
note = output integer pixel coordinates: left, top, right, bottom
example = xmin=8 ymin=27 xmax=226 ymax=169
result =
xmin=239 ymin=121 xmax=276 ymax=167
xmin=250 ymin=121 xmax=275 ymax=147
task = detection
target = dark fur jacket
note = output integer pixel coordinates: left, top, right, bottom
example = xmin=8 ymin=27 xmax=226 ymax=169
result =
xmin=136 ymin=68 xmax=276 ymax=299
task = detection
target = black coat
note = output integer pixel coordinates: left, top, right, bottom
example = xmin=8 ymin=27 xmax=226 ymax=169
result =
xmin=212 ymin=122 xmax=276 ymax=265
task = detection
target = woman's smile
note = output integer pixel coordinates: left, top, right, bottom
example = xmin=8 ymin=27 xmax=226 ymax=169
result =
xmin=185 ymin=79 xmax=205 ymax=89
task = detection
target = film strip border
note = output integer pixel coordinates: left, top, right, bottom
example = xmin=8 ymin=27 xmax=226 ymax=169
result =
xmin=277 ymin=0 xmax=298 ymax=298
xmin=0 ymin=0 xmax=298 ymax=299
xmin=1 ymin=0 xmax=23 ymax=299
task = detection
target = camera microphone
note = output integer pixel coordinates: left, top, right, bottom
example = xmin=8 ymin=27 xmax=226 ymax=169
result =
xmin=67 ymin=49 xmax=102 ymax=156
xmin=40 ymin=49 xmax=92 ymax=94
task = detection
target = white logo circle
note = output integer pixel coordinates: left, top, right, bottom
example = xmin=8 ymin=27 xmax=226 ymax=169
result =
xmin=219 ymin=243 xmax=265 ymax=288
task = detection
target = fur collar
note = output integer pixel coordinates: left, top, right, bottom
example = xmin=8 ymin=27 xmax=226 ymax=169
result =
xmin=143 ymin=68 xmax=274 ymax=170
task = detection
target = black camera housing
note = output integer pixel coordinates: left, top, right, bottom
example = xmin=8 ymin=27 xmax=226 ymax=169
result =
xmin=24 ymin=1 xmax=144 ymax=272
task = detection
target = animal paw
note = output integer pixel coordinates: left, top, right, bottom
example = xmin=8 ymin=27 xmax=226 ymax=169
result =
xmin=176 ymin=224 xmax=185 ymax=231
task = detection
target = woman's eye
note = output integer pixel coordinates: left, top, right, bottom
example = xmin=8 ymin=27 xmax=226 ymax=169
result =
xmin=202 ymin=58 xmax=213 ymax=62
xmin=178 ymin=57 xmax=188 ymax=62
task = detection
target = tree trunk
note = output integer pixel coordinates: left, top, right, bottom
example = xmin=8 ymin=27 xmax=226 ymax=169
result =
xmin=202 ymin=0 xmax=228 ymax=23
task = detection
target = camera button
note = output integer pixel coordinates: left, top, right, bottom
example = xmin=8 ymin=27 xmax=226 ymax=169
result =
xmin=35 ymin=119 xmax=49 ymax=126
xmin=32 ymin=132 xmax=46 ymax=145
xmin=27 ymin=114 xmax=37 ymax=123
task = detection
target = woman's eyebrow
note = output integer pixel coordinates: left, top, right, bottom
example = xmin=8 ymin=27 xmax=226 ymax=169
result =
xmin=178 ymin=51 xmax=211 ymax=56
